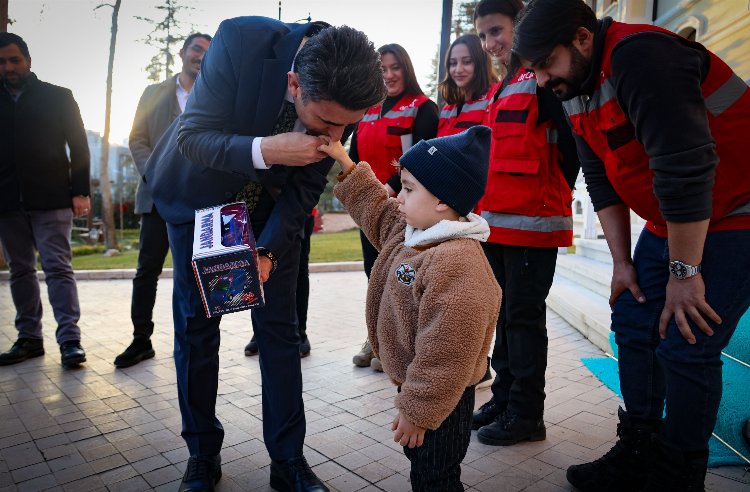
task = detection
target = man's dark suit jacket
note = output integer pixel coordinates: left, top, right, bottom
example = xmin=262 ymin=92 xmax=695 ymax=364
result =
xmin=129 ymin=75 xmax=180 ymax=214
xmin=0 ymin=73 xmax=90 ymax=212
xmin=145 ymin=16 xmax=347 ymax=261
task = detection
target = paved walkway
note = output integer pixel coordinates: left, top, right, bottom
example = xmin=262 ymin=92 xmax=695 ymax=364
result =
xmin=1 ymin=272 xmax=747 ymax=491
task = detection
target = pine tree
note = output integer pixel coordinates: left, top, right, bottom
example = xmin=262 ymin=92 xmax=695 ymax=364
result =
xmin=136 ymin=0 xmax=193 ymax=82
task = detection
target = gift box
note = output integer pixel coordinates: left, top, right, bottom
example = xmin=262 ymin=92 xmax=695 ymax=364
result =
xmin=192 ymin=202 xmax=265 ymax=317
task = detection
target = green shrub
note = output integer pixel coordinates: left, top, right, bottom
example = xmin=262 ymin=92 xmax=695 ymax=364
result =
xmin=72 ymin=245 xmax=106 ymax=257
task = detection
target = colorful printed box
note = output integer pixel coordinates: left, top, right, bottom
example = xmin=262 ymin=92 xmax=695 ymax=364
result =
xmin=192 ymin=202 xmax=265 ymax=318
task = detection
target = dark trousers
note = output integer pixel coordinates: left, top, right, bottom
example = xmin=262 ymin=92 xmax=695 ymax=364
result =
xmin=131 ymin=206 xmax=170 ymax=339
xmin=167 ymin=218 xmax=305 ymax=459
xmin=0 ymin=208 xmax=81 ymax=343
xmin=359 ymin=229 xmax=378 ymax=279
xmin=482 ymin=243 xmax=558 ymax=420
xmin=614 ymin=228 xmax=750 ymax=451
xmin=296 ymin=214 xmax=314 ymax=338
xmin=403 ymin=386 xmax=475 ymax=492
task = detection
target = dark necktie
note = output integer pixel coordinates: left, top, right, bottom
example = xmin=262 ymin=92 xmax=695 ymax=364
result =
xmin=235 ymin=100 xmax=298 ymax=213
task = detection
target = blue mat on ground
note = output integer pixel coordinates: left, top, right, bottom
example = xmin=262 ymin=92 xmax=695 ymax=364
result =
xmin=582 ymin=313 xmax=750 ymax=467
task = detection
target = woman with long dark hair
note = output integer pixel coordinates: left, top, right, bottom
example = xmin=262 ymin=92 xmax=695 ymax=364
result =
xmin=437 ymin=34 xmax=498 ymax=137
xmin=350 ymin=43 xmax=439 ymax=372
xmin=470 ymin=0 xmax=581 ymax=447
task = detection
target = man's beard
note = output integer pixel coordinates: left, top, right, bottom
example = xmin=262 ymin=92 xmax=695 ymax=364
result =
xmin=1 ymin=70 xmax=30 ymax=90
xmin=548 ymin=45 xmax=590 ymax=101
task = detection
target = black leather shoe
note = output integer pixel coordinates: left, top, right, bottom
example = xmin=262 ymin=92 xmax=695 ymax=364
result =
xmin=245 ymin=335 xmax=258 ymax=356
xmin=0 ymin=338 xmax=44 ymax=366
xmin=471 ymin=399 xmax=504 ymax=430
xmin=270 ymin=455 xmax=328 ymax=492
xmin=60 ymin=341 xmax=86 ymax=368
xmin=179 ymin=455 xmax=221 ymax=492
xmin=114 ymin=338 xmax=155 ymax=368
xmin=299 ymin=336 xmax=311 ymax=358
xmin=477 ymin=410 xmax=546 ymax=446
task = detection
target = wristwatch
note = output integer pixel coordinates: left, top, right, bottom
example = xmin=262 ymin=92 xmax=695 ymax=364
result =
xmin=669 ymin=260 xmax=701 ymax=280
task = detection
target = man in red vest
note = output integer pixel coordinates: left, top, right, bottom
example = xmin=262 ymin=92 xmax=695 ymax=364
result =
xmin=515 ymin=1 xmax=750 ymax=491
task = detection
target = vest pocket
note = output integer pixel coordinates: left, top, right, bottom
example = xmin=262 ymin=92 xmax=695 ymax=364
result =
xmin=483 ymin=157 xmax=544 ymax=213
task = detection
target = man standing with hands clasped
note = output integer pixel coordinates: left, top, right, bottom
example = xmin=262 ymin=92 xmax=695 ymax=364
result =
xmin=145 ymin=16 xmax=385 ymax=492
xmin=514 ymin=1 xmax=750 ymax=490
xmin=0 ymin=32 xmax=90 ymax=369
xmin=114 ymin=32 xmax=211 ymax=369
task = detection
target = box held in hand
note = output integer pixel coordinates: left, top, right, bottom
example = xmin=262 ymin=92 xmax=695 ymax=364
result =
xmin=192 ymin=202 xmax=264 ymax=317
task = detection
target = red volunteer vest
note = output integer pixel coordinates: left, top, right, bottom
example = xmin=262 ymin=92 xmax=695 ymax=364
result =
xmin=480 ymin=71 xmax=573 ymax=247
xmin=437 ymin=86 xmax=494 ymax=137
xmin=356 ymin=94 xmax=431 ymax=184
xmin=565 ymin=22 xmax=750 ymax=237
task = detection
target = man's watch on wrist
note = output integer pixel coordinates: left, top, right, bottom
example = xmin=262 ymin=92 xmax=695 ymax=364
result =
xmin=669 ymin=260 xmax=701 ymax=280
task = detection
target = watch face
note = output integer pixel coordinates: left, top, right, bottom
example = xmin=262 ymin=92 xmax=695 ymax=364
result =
xmin=670 ymin=261 xmax=687 ymax=279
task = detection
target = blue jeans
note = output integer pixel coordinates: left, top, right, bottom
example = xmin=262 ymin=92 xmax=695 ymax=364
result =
xmin=613 ymin=228 xmax=750 ymax=452
xmin=0 ymin=208 xmax=81 ymax=343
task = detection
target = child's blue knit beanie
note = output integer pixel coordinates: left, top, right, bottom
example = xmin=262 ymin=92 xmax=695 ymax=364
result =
xmin=399 ymin=125 xmax=491 ymax=216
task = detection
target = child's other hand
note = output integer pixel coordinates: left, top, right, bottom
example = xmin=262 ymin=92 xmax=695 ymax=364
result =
xmin=392 ymin=411 xmax=426 ymax=448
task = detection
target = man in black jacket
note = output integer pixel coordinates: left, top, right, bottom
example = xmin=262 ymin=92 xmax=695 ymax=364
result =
xmin=0 ymin=33 xmax=90 ymax=368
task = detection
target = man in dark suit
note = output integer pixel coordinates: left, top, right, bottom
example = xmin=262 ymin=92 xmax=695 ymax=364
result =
xmin=145 ymin=17 xmax=386 ymax=491
xmin=113 ymin=32 xmax=212 ymax=369
xmin=0 ymin=33 xmax=89 ymax=368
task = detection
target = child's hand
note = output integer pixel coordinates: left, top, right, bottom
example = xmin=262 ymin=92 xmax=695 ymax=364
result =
xmin=318 ymin=136 xmax=356 ymax=173
xmin=392 ymin=411 xmax=426 ymax=448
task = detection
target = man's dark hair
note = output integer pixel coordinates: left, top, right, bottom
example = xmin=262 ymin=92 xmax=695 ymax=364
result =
xmin=378 ymin=43 xmax=425 ymax=97
xmin=514 ymin=0 xmax=598 ymax=63
xmin=473 ymin=0 xmax=524 ymax=22
xmin=0 ymin=32 xmax=31 ymax=59
xmin=295 ymin=25 xmax=386 ymax=110
xmin=182 ymin=32 xmax=212 ymax=51
xmin=439 ymin=34 xmax=498 ymax=105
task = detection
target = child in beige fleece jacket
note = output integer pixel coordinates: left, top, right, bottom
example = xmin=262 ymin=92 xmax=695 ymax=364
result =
xmin=319 ymin=126 xmax=501 ymax=491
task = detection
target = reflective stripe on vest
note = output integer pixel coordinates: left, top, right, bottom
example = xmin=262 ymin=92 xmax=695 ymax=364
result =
xmin=705 ymin=73 xmax=747 ymax=116
xmin=481 ymin=211 xmax=573 ymax=232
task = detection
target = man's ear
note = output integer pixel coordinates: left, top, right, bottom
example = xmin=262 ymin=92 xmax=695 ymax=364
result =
xmin=573 ymin=26 xmax=595 ymax=57
xmin=287 ymin=72 xmax=300 ymax=98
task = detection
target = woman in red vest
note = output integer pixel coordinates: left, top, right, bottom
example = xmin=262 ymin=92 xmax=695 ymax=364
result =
xmin=470 ymin=0 xmax=581 ymax=446
xmin=349 ymin=44 xmax=439 ymax=371
xmin=437 ymin=34 xmax=498 ymax=138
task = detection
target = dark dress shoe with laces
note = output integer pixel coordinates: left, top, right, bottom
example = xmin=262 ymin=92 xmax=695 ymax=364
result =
xmin=60 ymin=341 xmax=86 ymax=368
xmin=245 ymin=335 xmax=258 ymax=356
xmin=0 ymin=338 xmax=44 ymax=366
xmin=179 ymin=454 xmax=221 ymax=492
xmin=114 ymin=338 xmax=155 ymax=368
xmin=471 ymin=399 xmax=504 ymax=430
xmin=270 ymin=455 xmax=328 ymax=492
xmin=299 ymin=336 xmax=311 ymax=358
xmin=477 ymin=410 xmax=546 ymax=446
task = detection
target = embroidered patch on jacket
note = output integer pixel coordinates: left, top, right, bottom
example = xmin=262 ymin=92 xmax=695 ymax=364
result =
xmin=395 ymin=263 xmax=416 ymax=286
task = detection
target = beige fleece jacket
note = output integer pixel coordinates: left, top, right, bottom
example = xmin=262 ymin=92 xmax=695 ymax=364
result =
xmin=334 ymin=163 xmax=501 ymax=430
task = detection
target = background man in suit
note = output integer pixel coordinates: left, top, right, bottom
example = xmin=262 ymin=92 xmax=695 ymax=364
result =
xmin=114 ymin=32 xmax=212 ymax=369
xmin=144 ymin=17 xmax=386 ymax=492
xmin=0 ymin=33 xmax=90 ymax=368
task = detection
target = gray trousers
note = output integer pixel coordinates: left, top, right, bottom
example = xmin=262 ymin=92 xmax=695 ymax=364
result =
xmin=0 ymin=208 xmax=81 ymax=343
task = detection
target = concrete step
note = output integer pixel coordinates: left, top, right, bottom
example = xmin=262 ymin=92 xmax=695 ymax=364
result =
xmin=574 ymin=238 xmax=613 ymax=264
xmin=555 ymin=254 xmax=612 ymax=299
xmin=548 ymin=273 xmax=613 ymax=354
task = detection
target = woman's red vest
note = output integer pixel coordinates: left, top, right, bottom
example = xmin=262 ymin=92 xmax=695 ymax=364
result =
xmin=437 ymin=86 xmax=495 ymax=137
xmin=480 ymin=71 xmax=573 ymax=247
xmin=564 ymin=22 xmax=750 ymax=237
xmin=356 ymin=94 xmax=431 ymax=184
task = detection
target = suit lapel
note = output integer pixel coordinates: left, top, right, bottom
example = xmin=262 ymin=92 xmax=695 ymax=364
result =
xmin=168 ymin=75 xmax=181 ymax=119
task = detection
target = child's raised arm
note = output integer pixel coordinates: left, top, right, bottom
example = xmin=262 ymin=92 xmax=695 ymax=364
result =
xmin=318 ymin=137 xmax=356 ymax=174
